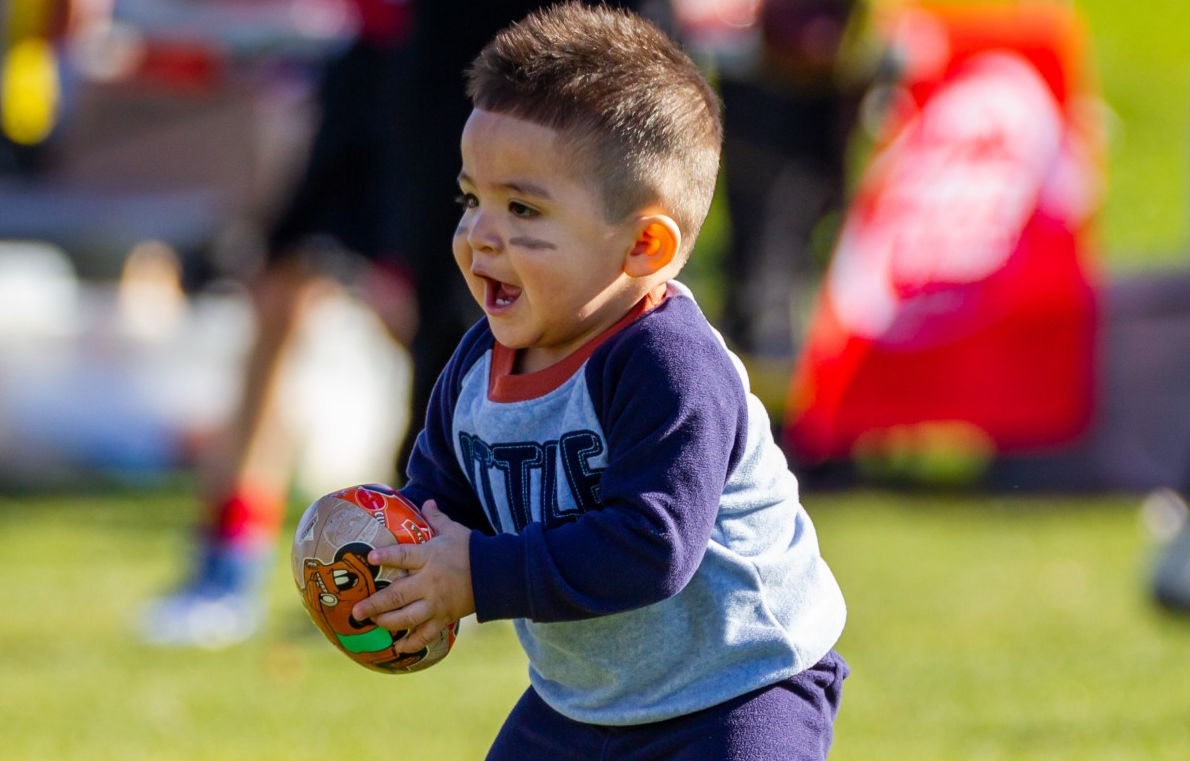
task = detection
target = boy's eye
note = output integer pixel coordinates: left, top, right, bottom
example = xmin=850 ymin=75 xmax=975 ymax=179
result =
xmin=509 ymin=201 xmax=537 ymax=218
xmin=454 ymin=193 xmax=478 ymax=209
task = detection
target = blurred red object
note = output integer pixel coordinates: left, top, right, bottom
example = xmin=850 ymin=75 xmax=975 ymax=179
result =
xmin=784 ymin=1 xmax=1103 ymax=466
xmin=132 ymin=39 xmax=226 ymax=92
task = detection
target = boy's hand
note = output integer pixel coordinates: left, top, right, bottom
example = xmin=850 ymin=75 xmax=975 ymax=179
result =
xmin=352 ymin=500 xmax=475 ymax=654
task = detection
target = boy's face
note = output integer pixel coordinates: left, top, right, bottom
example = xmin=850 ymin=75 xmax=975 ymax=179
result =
xmin=454 ymin=109 xmax=642 ymax=371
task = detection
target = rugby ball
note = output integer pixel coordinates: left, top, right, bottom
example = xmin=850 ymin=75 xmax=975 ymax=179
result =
xmin=291 ymin=483 xmax=457 ymax=673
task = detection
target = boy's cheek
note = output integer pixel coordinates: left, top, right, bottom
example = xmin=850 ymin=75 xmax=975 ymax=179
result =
xmin=452 ymin=235 xmax=473 ymax=270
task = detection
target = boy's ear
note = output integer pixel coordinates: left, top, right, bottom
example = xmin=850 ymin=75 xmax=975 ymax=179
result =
xmin=625 ymin=215 xmax=681 ymax=278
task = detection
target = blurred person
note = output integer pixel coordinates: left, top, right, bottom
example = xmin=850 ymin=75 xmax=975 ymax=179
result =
xmin=140 ymin=0 xmax=420 ymax=649
xmin=711 ymin=0 xmax=875 ymax=378
xmin=142 ymin=0 xmax=645 ymax=649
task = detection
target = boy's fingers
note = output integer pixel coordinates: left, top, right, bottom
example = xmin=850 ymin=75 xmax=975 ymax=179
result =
xmin=371 ymin=599 xmax=433 ymax=639
xmin=352 ymin=578 xmax=411 ymax=623
xmin=420 ymin=499 xmax=448 ymax=532
xmin=367 ymin=542 xmax=423 ymax=569
xmin=393 ymin=618 xmax=448 ymax=655
xmin=421 ymin=499 xmax=466 ymax=539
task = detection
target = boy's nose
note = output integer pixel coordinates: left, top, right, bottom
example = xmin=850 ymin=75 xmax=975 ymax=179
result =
xmin=466 ymin=210 xmax=503 ymax=253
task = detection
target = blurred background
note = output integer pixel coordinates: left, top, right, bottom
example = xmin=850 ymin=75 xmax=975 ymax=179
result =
xmin=4 ymin=0 xmax=1190 ymax=494
xmin=0 ymin=0 xmax=409 ymax=495
xmin=3 ymin=0 xmax=1190 ymax=759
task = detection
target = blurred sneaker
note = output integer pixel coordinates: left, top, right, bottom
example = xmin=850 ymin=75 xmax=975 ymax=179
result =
xmin=139 ymin=540 xmax=269 ymax=649
xmin=140 ymin=588 xmax=262 ymax=649
xmin=1146 ymin=489 xmax=1190 ymax=613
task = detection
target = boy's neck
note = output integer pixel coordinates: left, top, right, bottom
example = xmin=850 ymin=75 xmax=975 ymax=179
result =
xmin=492 ymin=284 xmax=669 ymax=393
xmin=514 ymin=283 xmax=668 ymax=374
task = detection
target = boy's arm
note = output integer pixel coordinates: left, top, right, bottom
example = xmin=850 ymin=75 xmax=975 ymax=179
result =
xmin=470 ymin=316 xmax=749 ymax=623
xmin=399 ymin=322 xmax=492 ymax=532
xmin=350 ymin=322 xmax=491 ymax=651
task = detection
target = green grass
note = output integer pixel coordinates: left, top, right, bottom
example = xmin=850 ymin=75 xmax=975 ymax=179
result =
xmin=0 ymin=486 xmax=530 ymax=761
xmin=2 ymin=485 xmax=1188 ymax=760
xmin=821 ymin=491 xmax=1190 ymax=761
xmin=1077 ymin=0 xmax=1190 ymax=267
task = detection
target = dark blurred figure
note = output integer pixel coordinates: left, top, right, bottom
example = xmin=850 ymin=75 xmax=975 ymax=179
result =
xmin=716 ymin=0 xmax=873 ymax=367
xmin=142 ymin=0 xmax=645 ymax=649
xmin=141 ymin=0 xmax=419 ymax=648
xmin=396 ymin=0 xmax=557 ymax=479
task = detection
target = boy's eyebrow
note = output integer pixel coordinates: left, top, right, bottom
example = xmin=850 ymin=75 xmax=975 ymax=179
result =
xmin=503 ymin=180 xmax=553 ymax=200
xmin=456 ymin=172 xmax=553 ymax=200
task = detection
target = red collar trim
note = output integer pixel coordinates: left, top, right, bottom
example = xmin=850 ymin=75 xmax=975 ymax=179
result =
xmin=488 ymin=284 xmax=668 ymax=402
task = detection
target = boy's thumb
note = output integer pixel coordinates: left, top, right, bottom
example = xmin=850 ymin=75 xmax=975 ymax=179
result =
xmin=421 ymin=499 xmax=444 ymax=528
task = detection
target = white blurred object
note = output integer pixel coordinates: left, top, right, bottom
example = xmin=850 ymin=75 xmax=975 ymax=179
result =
xmin=1146 ymin=488 xmax=1190 ymax=613
xmin=1142 ymin=488 xmax=1189 ymax=544
xmin=68 ymin=19 xmax=148 ymax=83
xmin=0 ymin=276 xmax=251 ymax=477
xmin=0 ymin=261 xmax=409 ymax=488
xmin=283 ymin=290 xmax=411 ymax=500
xmin=0 ymin=241 xmax=81 ymax=337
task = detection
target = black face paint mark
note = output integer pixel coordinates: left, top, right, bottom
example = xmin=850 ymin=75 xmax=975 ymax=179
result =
xmin=509 ymin=236 xmax=557 ymax=250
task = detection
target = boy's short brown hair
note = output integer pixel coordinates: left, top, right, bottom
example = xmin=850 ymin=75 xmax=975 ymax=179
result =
xmin=466 ymin=2 xmax=722 ymax=258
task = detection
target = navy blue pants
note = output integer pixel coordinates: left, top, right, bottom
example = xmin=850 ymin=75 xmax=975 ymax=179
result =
xmin=486 ymin=650 xmax=848 ymax=761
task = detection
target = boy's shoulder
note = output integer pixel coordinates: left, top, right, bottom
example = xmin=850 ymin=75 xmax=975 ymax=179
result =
xmin=589 ymin=287 xmax=743 ymax=395
xmin=600 ymin=286 xmax=725 ymax=359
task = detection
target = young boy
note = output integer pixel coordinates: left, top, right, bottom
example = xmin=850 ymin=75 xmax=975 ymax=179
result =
xmin=350 ymin=4 xmax=848 ymax=758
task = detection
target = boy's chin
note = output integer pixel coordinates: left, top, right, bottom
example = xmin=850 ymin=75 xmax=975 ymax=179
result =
xmin=488 ymin=323 xmax=529 ymax=349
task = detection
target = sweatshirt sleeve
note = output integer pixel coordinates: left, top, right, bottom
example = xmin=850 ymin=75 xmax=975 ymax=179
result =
xmin=469 ymin=303 xmax=749 ymax=623
xmin=400 ymin=321 xmax=493 ymax=533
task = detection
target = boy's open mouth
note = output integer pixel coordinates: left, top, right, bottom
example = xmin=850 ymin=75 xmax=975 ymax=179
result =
xmin=484 ymin=277 xmax=522 ymax=312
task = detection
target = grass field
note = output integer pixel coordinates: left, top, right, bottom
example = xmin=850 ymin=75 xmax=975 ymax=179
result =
xmin=4 ymin=0 xmax=1190 ymax=759
xmin=3 ymin=486 xmax=1189 ymax=760
xmin=1077 ymin=0 xmax=1190 ymax=266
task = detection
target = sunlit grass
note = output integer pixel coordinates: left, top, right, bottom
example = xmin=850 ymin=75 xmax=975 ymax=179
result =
xmin=817 ymin=490 xmax=1190 ymax=761
xmin=2 ymin=486 xmax=1188 ymax=760
xmin=1077 ymin=0 xmax=1190 ymax=267
xmin=0 ymin=486 xmax=528 ymax=761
